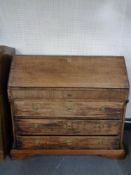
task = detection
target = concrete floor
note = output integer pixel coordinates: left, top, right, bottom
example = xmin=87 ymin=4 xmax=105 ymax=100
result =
xmin=0 ymin=131 xmax=131 ymax=175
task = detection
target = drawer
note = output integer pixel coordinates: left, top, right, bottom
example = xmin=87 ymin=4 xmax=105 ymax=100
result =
xmin=15 ymin=119 xmax=121 ymax=136
xmin=16 ymin=136 xmax=120 ymax=149
xmin=9 ymin=88 xmax=128 ymax=101
xmin=14 ymin=100 xmax=123 ymax=119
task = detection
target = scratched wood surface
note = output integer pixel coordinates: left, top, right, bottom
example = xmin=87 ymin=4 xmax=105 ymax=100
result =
xmin=8 ymin=88 xmax=128 ymax=102
xmin=15 ymin=119 xmax=121 ymax=136
xmin=8 ymin=55 xmax=129 ymax=89
xmin=16 ymin=136 xmax=120 ymax=150
xmin=14 ymin=100 xmax=123 ymax=119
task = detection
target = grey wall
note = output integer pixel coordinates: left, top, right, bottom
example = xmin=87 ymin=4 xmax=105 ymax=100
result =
xmin=0 ymin=0 xmax=131 ymax=118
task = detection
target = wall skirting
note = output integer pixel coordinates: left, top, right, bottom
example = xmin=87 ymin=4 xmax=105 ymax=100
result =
xmin=125 ymin=119 xmax=131 ymax=130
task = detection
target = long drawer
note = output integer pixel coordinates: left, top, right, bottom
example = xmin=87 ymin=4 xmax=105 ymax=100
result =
xmin=15 ymin=119 xmax=121 ymax=136
xmin=14 ymin=100 xmax=123 ymax=119
xmin=16 ymin=136 xmax=120 ymax=149
xmin=9 ymin=88 xmax=128 ymax=101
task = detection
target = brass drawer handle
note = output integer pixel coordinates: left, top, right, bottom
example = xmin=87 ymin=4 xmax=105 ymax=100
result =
xmin=34 ymin=124 xmax=38 ymax=129
xmin=66 ymin=104 xmax=73 ymax=111
xmin=100 ymin=107 xmax=106 ymax=112
xmin=32 ymin=104 xmax=39 ymax=111
xmin=66 ymin=138 xmax=72 ymax=145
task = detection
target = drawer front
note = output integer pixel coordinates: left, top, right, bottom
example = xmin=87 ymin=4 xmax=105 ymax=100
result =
xmin=15 ymin=119 xmax=121 ymax=136
xmin=9 ymin=88 xmax=128 ymax=101
xmin=16 ymin=136 xmax=120 ymax=149
xmin=14 ymin=100 xmax=123 ymax=119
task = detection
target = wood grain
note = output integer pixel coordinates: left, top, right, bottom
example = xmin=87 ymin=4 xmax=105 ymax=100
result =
xmin=14 ymin=100 xmax=123 ymax=119
xmin=15 ymin=119 xmax=121 ymax=136
xmin=8 ymin=55 xmax=129 ymax=89
xmin=11 ymin=148 xmax=126 ymax=160
xmin=9 ymin=88 xmax=129 ymax=101
xmin=16 ymin=136 xmax=120 ymax=150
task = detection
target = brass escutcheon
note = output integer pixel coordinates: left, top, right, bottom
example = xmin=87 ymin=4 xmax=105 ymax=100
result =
xmin=35 ymin=140 xmax=40 ymax=145
xmin=66 ymin=123 xmax=72 ymax=129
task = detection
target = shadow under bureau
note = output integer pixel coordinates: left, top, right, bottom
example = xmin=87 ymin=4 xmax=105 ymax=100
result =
xmin=8 ymin=55 xmax=129 ymax=159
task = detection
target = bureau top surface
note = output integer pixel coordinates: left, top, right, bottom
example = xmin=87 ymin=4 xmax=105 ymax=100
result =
xmin=8 ymin=55 xmax=129 ymax=89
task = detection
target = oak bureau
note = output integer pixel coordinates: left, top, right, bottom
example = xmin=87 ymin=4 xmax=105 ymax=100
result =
xmin=8 ymin=55 xmax=129 ymax=159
